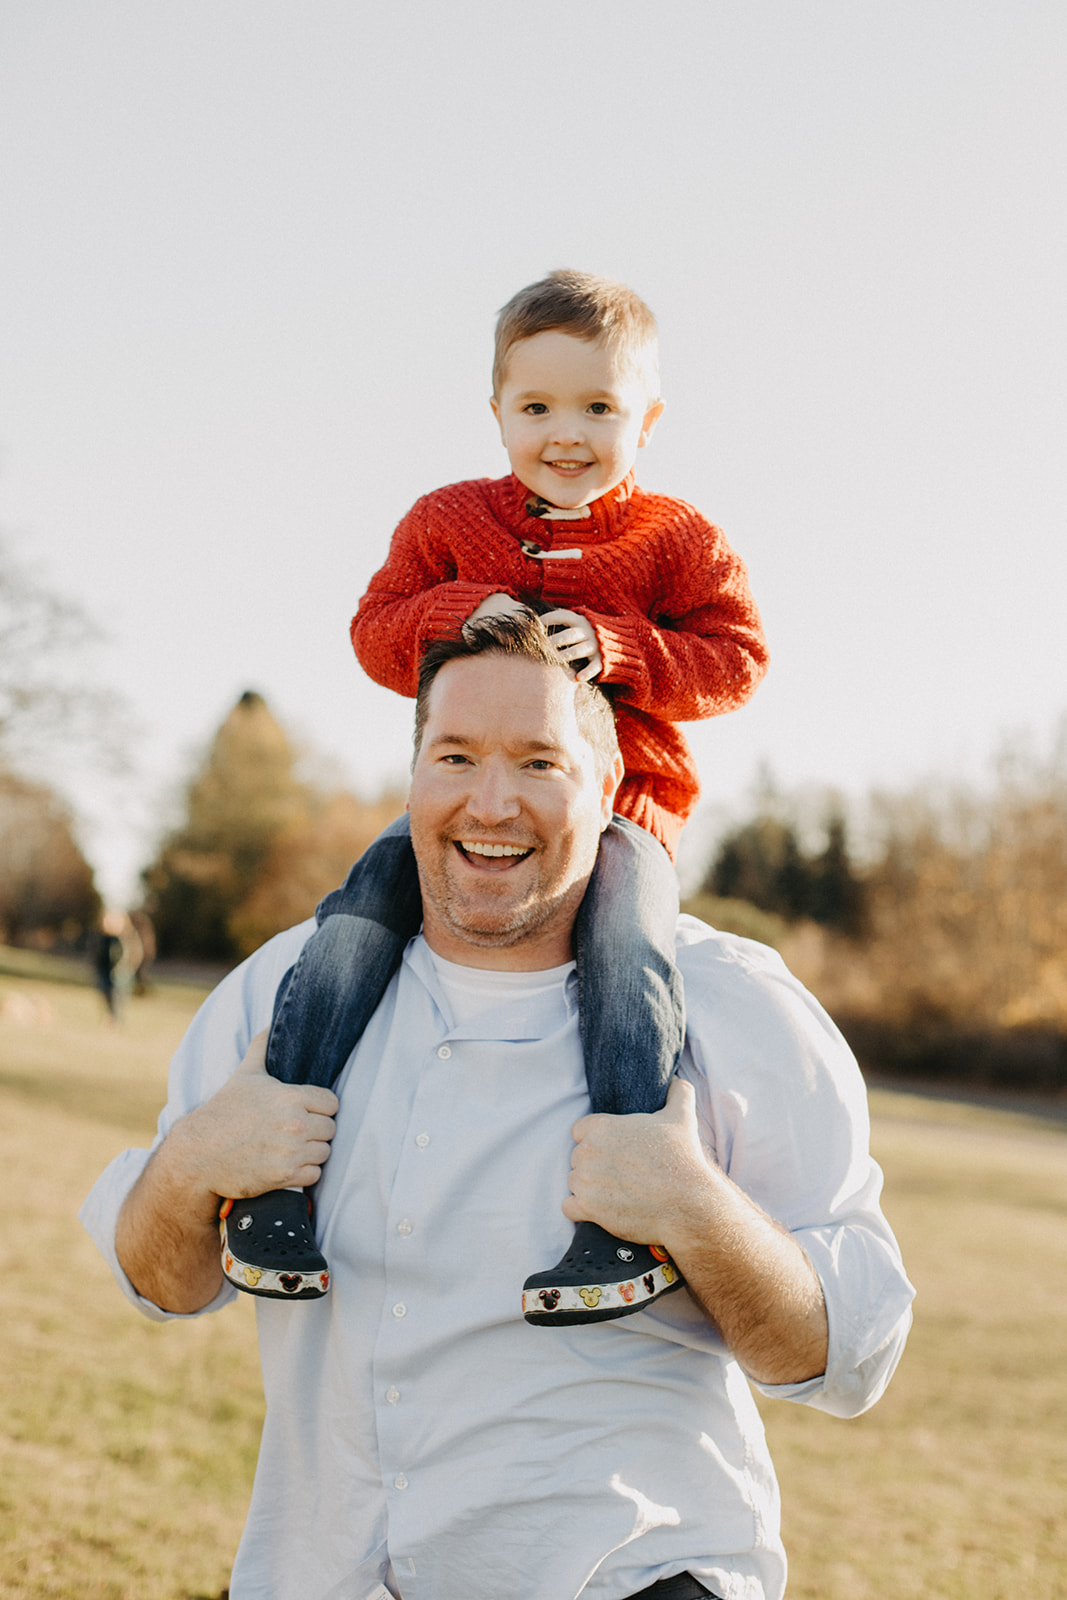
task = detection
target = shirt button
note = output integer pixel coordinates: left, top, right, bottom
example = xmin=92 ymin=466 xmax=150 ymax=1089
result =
xmin=394 ymin=1472 xmax=409 ymax=1490
xmin=437 ymin=1045 xmax=452 ymax=1059
xmin=397 ymin=1219 xmax=413 ymax=1236
xmin=392 ymin=1303 xmax=406 ymax=1318
xmin=415 ymin=1133 xmax=430 ymax=1148
xmin=386 ymin=1387 xmax=400 ymax=1404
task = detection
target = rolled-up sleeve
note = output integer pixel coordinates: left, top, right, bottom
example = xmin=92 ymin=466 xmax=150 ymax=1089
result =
xmin=676 ymin=917 xmax=915 ymax=1417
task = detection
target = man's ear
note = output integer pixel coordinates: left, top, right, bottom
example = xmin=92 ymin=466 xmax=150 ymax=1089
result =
xmin=600 ymin=753 xmax=625 ymax=829
xmin=638 ymin=399 xmax=665 ymax=449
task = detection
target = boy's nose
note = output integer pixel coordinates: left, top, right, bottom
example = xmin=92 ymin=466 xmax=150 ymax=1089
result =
xmin=551 ymin=413 xmax=585 ymax=445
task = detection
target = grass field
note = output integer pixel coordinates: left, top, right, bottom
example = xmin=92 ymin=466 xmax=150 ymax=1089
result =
xmin=1 ymin=966 xmax=1065 ymax=1598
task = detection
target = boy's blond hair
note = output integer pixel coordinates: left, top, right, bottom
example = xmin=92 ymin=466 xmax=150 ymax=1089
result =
xmin=492 ymin=269 xmax=660 ymax=403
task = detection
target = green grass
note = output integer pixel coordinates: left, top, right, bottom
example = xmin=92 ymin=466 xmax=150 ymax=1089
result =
xmin=1 ymin=971 xmax=1065 ymax=1597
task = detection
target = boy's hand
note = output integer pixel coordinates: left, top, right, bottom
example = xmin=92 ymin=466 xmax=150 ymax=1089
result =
xmin=540 ymin=609 xmax=603 ymax=681
xmin=464 ymin=592 xmax=530 ymax=632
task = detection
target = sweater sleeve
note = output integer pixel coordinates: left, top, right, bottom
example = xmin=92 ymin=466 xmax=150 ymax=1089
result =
xmin=351 ymin=493 xmax=508 ymax=698
xmin=590 ymin=511 xmax=769 ymax=721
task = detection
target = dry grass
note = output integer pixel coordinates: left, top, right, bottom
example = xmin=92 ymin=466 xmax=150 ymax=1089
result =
xmin=1 ymin=971 xmax=1065 ymax=1597
xmin=764 ymin=1090 xmax=1067 ymax=1598
xmin=0 ymin=974 xmax=261 ymax=1600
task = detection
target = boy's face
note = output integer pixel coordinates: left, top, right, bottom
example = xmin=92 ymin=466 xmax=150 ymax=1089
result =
xmin=491 ymin=330 xmax=663 ymax=510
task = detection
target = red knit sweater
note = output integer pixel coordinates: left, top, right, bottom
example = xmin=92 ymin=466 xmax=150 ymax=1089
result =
xmin=352 ymin=472 xmax=768 ymax=858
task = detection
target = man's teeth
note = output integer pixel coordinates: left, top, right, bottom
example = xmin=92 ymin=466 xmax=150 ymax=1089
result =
xmin=461 ymin=841 xmax=530 ymax=858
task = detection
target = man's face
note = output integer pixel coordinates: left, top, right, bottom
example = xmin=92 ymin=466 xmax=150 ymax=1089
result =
xmin=490 ymin=330 xmax=663 ymax=510
xmin=408 ymin=653 xmax=621 ymax=969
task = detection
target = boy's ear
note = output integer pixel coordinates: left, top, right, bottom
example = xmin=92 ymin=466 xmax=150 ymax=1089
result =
xmin=489 ymin=396 xmax=506 ymax=444
xmin=638 ymin=400 xmax=665 ymax=450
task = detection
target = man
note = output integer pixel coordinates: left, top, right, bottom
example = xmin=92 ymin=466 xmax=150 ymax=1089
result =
xmin=82 ymin=614 xmax=913 ymax=1600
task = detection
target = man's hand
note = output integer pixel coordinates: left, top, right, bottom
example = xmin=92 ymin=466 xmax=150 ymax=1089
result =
xmin=562 ymin=1076 xmax=705 ymax=1243
xmin=563 ymin=1078 xmax=829 ymax=1386
xmin=115 ymin=1032 xmax=338 ymax=1314
xmin=539 ymin=608 xmax=603 ymax=681
xmin=181 ymin=1031 xmax=339 ymax=1199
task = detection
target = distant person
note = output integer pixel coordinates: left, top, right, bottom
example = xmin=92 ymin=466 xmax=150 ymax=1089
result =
xmin=231 ymin=269 xmax=771 ymax=1315
xmin=82 ymin=616 xmax=913 ymax=1600
xmin=128 ymin=908 xmax=157 ymax=995
xmin=92 ymin=910 xmax=142 ymax=1023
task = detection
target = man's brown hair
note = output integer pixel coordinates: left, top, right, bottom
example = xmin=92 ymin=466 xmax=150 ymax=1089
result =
xmin=413 ymin=611 xmax=620 ymax=784
xmin=492 ymin=269 xmax=659 ymax=403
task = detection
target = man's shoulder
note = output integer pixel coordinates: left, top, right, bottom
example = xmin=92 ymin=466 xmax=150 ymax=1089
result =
xmin=675 ymin=914 xmax=838 ymax=1039
xmin=194 ymin=919 xmax=319 ymax=1032
xmin=675 ymin=912 xmax=788 ymax=974
xmin=675 ymin=914 xmax=865 ymax=1105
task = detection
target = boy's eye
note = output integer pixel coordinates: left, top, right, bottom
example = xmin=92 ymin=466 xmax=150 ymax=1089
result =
xmin=523 ymin=402 xmax=548 ymax=415
xmin=588 ymin=402 xmax=612 ymax=415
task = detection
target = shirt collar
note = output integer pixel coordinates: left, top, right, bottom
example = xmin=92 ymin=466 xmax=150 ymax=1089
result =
xmin=498 ymin=470 xmax=636 ymax=542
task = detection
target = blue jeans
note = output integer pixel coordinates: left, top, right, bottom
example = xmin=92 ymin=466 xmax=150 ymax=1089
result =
xmin=266 ymin=814 xmax=684 ymax=1119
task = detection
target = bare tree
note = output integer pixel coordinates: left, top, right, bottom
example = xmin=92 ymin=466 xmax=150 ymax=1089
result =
xmin=0 ymin=766 xmax=100 ymax=944
xmin=0 ymin=533 xmax=131 ymax=773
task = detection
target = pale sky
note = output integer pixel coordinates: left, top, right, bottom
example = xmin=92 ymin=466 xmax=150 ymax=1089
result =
xmin=2 ymin=2 xmax=1065 ymax=900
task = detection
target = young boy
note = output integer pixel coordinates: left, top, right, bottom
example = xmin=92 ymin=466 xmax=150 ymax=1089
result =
xmin=219 ymin=269 xmax=768 ymax=1325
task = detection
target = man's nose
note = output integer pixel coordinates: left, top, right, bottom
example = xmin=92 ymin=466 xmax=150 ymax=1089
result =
xmin=464 ymin=763 xmax=521 ymax=824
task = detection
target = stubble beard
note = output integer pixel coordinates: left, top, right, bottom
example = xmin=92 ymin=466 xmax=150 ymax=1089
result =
xmin=417 ymin=839 xmax=587 ymax=953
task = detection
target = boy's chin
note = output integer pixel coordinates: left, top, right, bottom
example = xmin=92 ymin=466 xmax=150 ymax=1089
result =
xmin=521 ymin=473 xmax=606 ymax=511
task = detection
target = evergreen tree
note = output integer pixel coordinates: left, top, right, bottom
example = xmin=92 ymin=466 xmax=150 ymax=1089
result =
xmin=705 ymin=814 xmax=814 ymax=919
xmin=774 ymin=827 xmax=812 ymax=920
xmin=143 ymin=691 xmax=310 ymax=960
xmin=809 ymin=810 xmax=867 ymax=937
xmin=704 ymin=805 xmax=865 ymax=934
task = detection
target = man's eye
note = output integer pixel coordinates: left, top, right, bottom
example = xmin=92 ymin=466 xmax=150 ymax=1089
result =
xmin=441 ymin=753 xmax=471 ymax=766
xmin=526 ymin=759 xmax=555 ymax=771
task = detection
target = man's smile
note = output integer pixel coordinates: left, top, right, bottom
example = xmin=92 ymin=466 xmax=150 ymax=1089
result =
xmin=456 ymin=839 xmax=534 ymax=867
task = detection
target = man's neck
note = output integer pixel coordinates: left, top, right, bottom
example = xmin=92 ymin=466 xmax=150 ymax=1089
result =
xmin=420 ymin=925 xmax=576 ymax=973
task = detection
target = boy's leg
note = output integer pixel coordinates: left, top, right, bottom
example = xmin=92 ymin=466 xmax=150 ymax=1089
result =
xmin=221 ymin=815 xmax=423 ymax=1301
xmin=267 ymin=814 xmax=423 ymax=1088
xmin=523 ymin=817 xmax=687 ymax=1326
xmin=574 ymin=816 xmax=684 ymax=1117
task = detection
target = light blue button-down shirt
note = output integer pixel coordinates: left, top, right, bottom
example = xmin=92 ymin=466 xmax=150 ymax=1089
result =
xmin=81 ymin=917 xmax=914 ymax=1600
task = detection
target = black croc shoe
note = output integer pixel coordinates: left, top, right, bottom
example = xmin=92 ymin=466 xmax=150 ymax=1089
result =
xmin=220 ymin=1189 xmax=330 ymax=1300
xmin=522 ymin=1221 xmax=684 ymax=1326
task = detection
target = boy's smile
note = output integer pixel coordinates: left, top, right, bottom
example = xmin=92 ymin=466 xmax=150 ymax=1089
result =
xmin=491 ymin=330 xmax=663 ymax=511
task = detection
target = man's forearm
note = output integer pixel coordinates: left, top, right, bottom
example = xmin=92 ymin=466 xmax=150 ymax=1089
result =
xmin=663 ymin=1166 xmax=829 ymax=1386
xmin=115 ymin=1119 xmax=226 ymax=1314
xmin=563 ymin=1079 xmax=829 ymax=1385
xmin=114 ymin=1032 xmax=340 ymax=1314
